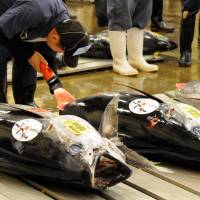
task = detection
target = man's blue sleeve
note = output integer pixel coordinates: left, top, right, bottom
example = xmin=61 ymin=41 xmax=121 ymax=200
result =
xmin=0 ymin=1 xmax=44 ymax=39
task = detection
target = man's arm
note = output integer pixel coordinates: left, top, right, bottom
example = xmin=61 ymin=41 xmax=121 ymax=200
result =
xmin=0 ymin=1 xmax=45 ymax=62
xmin=0 ymin=1 xmax=44 ymax=39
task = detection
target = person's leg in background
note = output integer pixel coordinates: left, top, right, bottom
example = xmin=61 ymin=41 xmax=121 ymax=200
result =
xmin=108 ymin=30 xmax=139 ymax=76
xmin=179 ymin=0 xmax=200 ymax=67
xmin=12 ymin=43 xmax=57 ymax=106
xmin=107 ymin=0 xmax=157 ymax=76
xmin=179 ymin=12 xmax=195 ymax=67
xmin=151 ymin=0 xmax=174 ymax=33
xmin=127 ymin=0 xmax=158 ymax=72
xmin=0 ymin=45 xmax=12 ymax=103
xmin=107 ymin=0 xmax=138 ymax=76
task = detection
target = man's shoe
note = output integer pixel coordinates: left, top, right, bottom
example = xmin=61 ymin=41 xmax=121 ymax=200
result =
xmin=151 ymin=21 xmax=175 ymax=33
xmin=179 ymin=51 xmax=192 ymax=67
xmin=25 ymin=101 xmax=39 ymax=107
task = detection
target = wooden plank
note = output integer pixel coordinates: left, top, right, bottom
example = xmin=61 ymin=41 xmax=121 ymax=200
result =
xmin=25 ymin=179 xmax=156 ymax=200
xmin=7 ymin=58 xmax=112 ymax=82
xmin=145 ymin=164 xmax=200 ymax=196
xmin=55 ymin=58 xmax=112 ymax=76
xmin=127 ymin=166 xmax=200 ymax=200
xmin=0 ymin=193 xmax=11 ymax=200
xmin=7 ymin=55 xmax=162 ymax=83
xmin=0 ymin=173 xmax=53 ymax=200
xmin=23 ymin=179 xmax=105 ymax=200
xmin=101 ymin=182 xmax=156 ymax=200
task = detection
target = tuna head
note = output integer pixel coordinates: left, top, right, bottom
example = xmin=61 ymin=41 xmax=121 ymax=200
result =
xmin=5 ymin=105 xmax=131 ymax=190
xmin=39 ymin=115 xmax=131 ymax=189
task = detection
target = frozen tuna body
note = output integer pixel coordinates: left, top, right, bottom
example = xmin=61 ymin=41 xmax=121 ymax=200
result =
xmin=61 ymin=91 xmax=200 ymax=168
xmin=174 ymin=80 xmax=200 ymax=110
xmin=81 ymin=30 xmax=177 ymax=59
xmin=0 ymin=104 xmax=131 ymax=189
xmin=175 ymin=80 xmax=200 ymax=99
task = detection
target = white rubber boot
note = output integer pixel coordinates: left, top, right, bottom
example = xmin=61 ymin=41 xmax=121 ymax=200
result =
xmin=109 ymin=31 xmax=138 ymax=76
xmin=127 ymin=28 xmax=158 ymax=72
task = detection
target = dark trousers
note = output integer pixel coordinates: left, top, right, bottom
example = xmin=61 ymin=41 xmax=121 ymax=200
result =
xmin=0 ymin=43 xmax=57 ymax=104
xmin=151 ymin=0 xmax=163 ymax=23
xmin=180 ymin=0 xmax=200 ymax=53
xmin=107 ymin=0 xmax=153 ymax=30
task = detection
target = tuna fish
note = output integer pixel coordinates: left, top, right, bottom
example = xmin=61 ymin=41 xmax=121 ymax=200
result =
xmin=0 ymin=103 xmax=132 ymax=189
xmin=80 ymin=30 xmax=177 ymax=59
xmin=176 ymin=80 xmax=200 ymax=99
xmin=174 ymin=80 xmax=200 ymax=110
xmin=61 ymin=90 xmax=200 ymax=168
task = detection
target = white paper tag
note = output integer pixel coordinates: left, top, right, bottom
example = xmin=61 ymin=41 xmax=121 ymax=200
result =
xmin=72 ymin=44 xmax=92 ymax=56
xmin=12 ymin=119 xmax=42 ymax=142
xmin=129 ymin=98 xmax=160 ymax=115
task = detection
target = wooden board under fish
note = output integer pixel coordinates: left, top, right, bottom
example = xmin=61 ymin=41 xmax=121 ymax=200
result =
xmin=0 ymin=163 xmax=199 ymax=200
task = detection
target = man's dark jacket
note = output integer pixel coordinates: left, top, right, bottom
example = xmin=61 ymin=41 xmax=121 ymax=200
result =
xmin=0 ymin=0 xmax=69 ymax=60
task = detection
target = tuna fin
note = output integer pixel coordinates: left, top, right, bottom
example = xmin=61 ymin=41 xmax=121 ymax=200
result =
xmin=99 ymin=95 xmax=119 ymax=138
xmin=113 ymin=83 xmax=163 ymax=103
xmin=119 ymin=145 xmax=173 ymax=173
xmin=98 ymin=94 xmax=173 ymax=173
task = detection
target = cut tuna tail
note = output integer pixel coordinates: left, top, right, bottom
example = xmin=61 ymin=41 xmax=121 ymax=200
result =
xmin=119 ymin=145 xmax=173 ymax=173
xmin=176 ymin=83 xmax=186 ymax=90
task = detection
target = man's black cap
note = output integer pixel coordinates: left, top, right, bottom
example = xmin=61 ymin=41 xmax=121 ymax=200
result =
xmin=56 ymin=19 xmax=90 ymax=67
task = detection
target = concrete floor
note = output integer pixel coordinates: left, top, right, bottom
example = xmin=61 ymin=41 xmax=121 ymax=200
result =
xmin=7 ymin=0 xmax=200 ymax=110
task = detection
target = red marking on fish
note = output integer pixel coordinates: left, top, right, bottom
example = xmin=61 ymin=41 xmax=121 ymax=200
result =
xmin=176 ymin=83 xmax=186 ymax=90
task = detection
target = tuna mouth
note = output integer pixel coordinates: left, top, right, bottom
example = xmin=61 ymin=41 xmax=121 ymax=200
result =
xmin=94 ymin=154 xmax=131 ymax=189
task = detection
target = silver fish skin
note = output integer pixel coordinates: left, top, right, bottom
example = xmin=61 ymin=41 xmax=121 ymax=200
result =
xmin=174 ymin=80 xmax=200 ymax=110
xmin=175 ymin=80 xmax=200 ymax=99
xmin=61 ymin=90 xmax=200 ymax=168
xmin=0 ymin=103 xmax=131 ymax=190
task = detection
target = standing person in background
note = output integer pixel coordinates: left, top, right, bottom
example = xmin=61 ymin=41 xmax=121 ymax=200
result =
xmin=179 ymin=0 xmax=200 ymax=67
xmin=0 ymin=0 xmax=90 ymax=108
xmin=151 ymin=0 xmax=174 ymax=33
xmin=107 ymin=0 xmax=158 ymax=76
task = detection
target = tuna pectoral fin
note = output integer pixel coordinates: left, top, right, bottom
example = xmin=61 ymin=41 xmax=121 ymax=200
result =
xmin=99 ymin=95 xmax=119 ymax=138
xmin=119 ymin=145 xmax=173 ymax=173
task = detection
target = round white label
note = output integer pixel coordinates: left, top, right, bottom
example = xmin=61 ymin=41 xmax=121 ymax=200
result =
xmin=129 ymin=98 xmax=160 ymax=115
xmin=12 ymin=119 xmax=42 ymax=142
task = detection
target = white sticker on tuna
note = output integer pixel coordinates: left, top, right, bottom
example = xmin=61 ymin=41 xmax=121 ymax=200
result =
xmin=129 ymin=98 xmax=160 ymax=115
xmin=12 ymin=119 xmax=42 ymax=142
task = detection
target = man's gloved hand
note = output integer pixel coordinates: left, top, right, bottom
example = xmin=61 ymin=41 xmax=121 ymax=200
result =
xmin=54 ymin=88 xmax=76 ymax=110
xmin=39 ymin=62 xmax=76 ymax=110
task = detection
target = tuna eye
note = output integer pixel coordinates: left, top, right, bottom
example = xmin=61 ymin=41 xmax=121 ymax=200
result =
xmin=69 ymin=144 xmax=82 ymax=155
xmin=87 ymin=149 xmax=93 ymax=157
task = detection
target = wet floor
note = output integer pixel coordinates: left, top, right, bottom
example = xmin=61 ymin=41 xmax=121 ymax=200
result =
xmin=7 ymin=0 xmax=200 ymax=110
